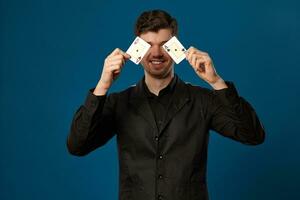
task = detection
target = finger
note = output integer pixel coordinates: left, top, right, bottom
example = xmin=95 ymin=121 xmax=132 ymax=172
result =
xmin=108 ymin=56 xmax=127 ymax=66
xmin=192 ymin=55 xmax=205 ymax=69
xmin=187 ymin=46 xmax=202 ymax=55
xmin=198 ymin=55 xmax=212 ymax=69
xmin=107 ymin=54 xmax=124 ymax=62
xmin=191 ymin=54 xmax=198 ymax=67
xmin=186 ymin=46 xmax=196 ymax=53
xmin=109 ymin=64 xmax=122 ymax=72
xmin=186 ymin=54 xmax=193 ymax=66
xmin=199 ymin=51 xmax=208 ymax=56
xmin=191 ymin=47 xmax=207 ymax=55
xmin=108 ymin=48 xmax=130 ymax=60
xmin=204 ymin=55 xmax=212 ymax=64
xmin=125 ymin=53 xmax=131 ymax=60
xmin=191 ymin=47 xmax=206 ymax=54
xmin=194 ymin=56 xmax=206 ymax=70
xmin=109 ymin=48 xmax=122 ymax=57
xmin=185 ymin=46 xmax=195 ymax=59
xmin=188 ymin=47 xmax=203 ymax=62
xmin=186 ymin=50 xmax=195 ymax=62
xmin=121 ymin=52 xmax=131 ymax=60
xmin=195 ymin=59 xmax=205 ymax=72
xmin=108 ymin=60 xmax=123 ymax=68
xmin=112 ymin=71 xmax=121 ymax=80
xmin=109 ymin=53 xmax=130 ymax=63
xmin=194 ymin=54 xmax=209 ymax=64
xmin=114 ymin=69 xmax=121 ymax=74
xmin=198 ymin=52 xmax=210 ymax=61
xmin=186 ymin=47 xmax=210 ymax=61
xmin=116 ymin=49 xmax=131 ymax=60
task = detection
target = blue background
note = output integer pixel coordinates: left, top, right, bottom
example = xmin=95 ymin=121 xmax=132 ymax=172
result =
xmin=1 ymin=0 xmax=300 ymax=199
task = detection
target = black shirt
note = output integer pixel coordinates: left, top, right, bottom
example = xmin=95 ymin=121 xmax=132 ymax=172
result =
xmin=67 ymin=74 xmax=265 ymax=200
xmin=142 ymin=75 xmax=177 ymax=132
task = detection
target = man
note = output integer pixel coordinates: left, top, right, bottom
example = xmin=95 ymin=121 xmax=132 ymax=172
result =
xmin=67 ymin=9 xmax=265 ymax=200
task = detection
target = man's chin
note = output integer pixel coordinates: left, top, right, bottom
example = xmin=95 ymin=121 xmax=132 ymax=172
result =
xmin=147 ymin=68 xmax=173 ymax=79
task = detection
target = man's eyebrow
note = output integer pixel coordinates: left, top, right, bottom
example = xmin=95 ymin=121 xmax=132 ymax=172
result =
xmin=147 ymin=40 xmax=169 ymax=45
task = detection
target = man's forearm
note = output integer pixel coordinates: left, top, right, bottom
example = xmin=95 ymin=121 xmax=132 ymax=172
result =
xmin=209 ymin=77 xmax=228 ymax=90
xmin=93 ymin=80 xmax=109 ymax=96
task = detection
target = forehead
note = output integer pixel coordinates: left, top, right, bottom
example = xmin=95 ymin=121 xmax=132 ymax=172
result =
xmin=139 ymin=29 xmax=173 ymax=44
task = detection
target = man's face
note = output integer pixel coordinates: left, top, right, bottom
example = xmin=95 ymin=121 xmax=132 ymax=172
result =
xmin=139 ymin=29 xmax=174 ymax=79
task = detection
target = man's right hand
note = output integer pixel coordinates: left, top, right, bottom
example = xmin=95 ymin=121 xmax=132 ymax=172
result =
xmin=93 ymin=48 xmax=131 ymax=96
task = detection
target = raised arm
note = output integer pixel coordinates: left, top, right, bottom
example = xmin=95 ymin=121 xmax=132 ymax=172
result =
xmin=185 ymin=46 xmax=265 ymax=144
xmin=67 ymin=48 xmax=130 ymax=156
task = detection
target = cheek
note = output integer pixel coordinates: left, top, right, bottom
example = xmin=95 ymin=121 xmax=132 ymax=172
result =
xmin=165 ymin=54 xmax=173 ymax=63
xmin=140 ymin=57 xmax=150 ymax=69
xmin=161 ymin=51 xmax=172 ymax=60
xmin=141 ymin=52 xmax=150 ymax=63
xmin=140 ymin=56 xmax=148 ymax=66
xmin=166 ymin=54 xmax=172 ymax=61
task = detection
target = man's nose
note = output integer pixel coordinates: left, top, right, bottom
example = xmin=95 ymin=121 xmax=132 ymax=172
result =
xmin=150 ymin=45 xmax=164 ymax=57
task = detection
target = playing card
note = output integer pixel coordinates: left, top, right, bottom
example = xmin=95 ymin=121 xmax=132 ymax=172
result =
xmin=126 ymin=37 xmax=151 ymax=64
xmin=163 ymin=36 xmax=186 ymax=64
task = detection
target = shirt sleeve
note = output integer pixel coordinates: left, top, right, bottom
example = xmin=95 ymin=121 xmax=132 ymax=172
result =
xmin=67 ymin=89 xmax=117 ymax=156
xmin=209 ymin=81 xmax=265 ymax=145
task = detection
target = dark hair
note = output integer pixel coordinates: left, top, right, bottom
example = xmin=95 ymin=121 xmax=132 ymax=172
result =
xmin=134 ymin=9 xmax=178 ymax=36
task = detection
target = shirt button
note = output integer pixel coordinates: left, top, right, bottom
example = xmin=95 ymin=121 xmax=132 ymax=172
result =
xmin=159 ymin=155 xmax=163 ymax=159
xmin=158 ymin=195 xmax=163 ymax=200
xmin=155 ymin=136 xmax=159 ymax=141
xmin=158 ymin=174 xmax=163 ymax=179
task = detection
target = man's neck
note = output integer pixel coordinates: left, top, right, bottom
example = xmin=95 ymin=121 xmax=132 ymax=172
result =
xmin=145 ymin=73 xmax=174 ymax=96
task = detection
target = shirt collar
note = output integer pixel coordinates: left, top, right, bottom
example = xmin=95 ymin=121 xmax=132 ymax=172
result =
xmin=143 ymin=75 xmax=177 ymax=98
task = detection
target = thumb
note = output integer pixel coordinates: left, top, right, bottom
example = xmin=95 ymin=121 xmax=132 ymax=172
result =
xmin=117 ymin=49 xmax=131 ymax=60
xmin=124 ymin=53 xmax=131 ymax=60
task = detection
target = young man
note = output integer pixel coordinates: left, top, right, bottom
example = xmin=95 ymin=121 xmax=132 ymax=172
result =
xmin=67 ymin=9 xmax=265 ymax=200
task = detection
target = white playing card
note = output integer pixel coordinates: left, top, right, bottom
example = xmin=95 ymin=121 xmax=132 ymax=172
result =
xmin=163 ymin=36 xmax=186 ymax=64
xmin=126 ymin=36 xmax=151 ymax=65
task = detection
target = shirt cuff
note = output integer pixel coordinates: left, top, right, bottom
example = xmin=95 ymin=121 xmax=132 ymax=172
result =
xmin=213 ymin=81 xmax=240 ymax=106
xmin=83 ymin=88 xmax=107 ymax=114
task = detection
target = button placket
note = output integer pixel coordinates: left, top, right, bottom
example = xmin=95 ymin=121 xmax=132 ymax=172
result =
xmin=156 ymin=145 xmax=166 ymax=199
xmin=158 ymin=194 xmax=163 ymax=200
xmin=155 ymin=135 xmax=165 ymax=199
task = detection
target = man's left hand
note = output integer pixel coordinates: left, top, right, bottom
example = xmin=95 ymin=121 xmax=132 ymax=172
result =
xmin=185 ymin=46 xmax=228 ymax=90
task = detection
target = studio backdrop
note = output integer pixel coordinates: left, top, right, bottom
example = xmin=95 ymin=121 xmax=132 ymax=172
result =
xmin=1 ymin=0 xmax=300 ymax=199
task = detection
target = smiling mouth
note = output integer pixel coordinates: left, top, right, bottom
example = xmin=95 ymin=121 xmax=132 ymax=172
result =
xmin=150 ymin=59 xmax=165 ymax=65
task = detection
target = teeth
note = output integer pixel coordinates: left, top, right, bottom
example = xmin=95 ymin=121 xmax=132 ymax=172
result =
xmin=152 ymin=61 xmax=161 ymax=64
xmin=151 ymin=60 xmax=163 ymax=64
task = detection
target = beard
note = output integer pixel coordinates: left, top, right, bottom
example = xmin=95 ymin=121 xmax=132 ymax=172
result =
xmin=141 ymin=55 xmax=174 ymax=79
